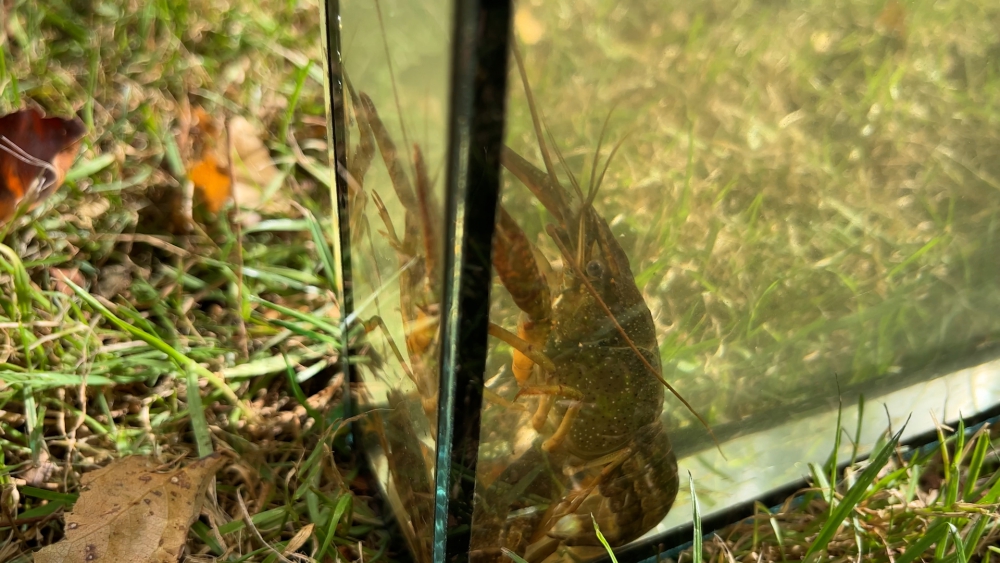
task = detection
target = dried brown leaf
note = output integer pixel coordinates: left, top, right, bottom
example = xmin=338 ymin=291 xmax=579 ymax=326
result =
xmin=34 ymin=454 xmax=226 ymax=563
xmin=228 ymin=116 xmax=283 ymax=211
xmin=281 ymin=522 xmax=314 ymax=557
xmin=186 ymin=111 xmax=287 ymax=220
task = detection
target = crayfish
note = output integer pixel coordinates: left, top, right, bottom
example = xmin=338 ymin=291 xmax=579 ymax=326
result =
xmin=344 ymin=39 xmax=686 ymax=563
xmin=468 ymin=44 xmax=679 ymax=562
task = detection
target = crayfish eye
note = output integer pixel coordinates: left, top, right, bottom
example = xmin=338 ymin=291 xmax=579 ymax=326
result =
xmin=585 ymin=259 xmax=604 ymax=280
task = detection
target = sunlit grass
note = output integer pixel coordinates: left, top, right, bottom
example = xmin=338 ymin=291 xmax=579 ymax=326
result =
xmin=674 ymin=418 xmax=1000 ymax=563
xmin=0 ymin=0 xmax=377 ymax=560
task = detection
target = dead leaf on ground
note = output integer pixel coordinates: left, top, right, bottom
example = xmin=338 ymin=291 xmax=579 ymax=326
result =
xmin=0 ymin=107 xmax=85 ymax=223
xmin=282 ymin=523 xmax=314 ymax=557
xmin=34 ymin=454 xmax=226 ymax=563
xmin=186 ymin=108 xmax=287 ymax=218
xmin=22 ymin=449 xmax=57 ymax=487
xmin=187 ymin=107 xmax=231 ymax=214
xmin=188 ymin=152 xmax=232 ymax=213
xmin=229 ymin=115 xmax=283 ymax=211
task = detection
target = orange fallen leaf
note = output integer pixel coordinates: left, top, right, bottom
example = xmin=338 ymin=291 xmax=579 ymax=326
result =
xmin=187 ymin=108 xmax=232 ymax=214
xmin=0 ymin=107 xmax=85 ymax=223
xmin=189 ymin=152 xmax=231 ymax=213
xmin=187 ymin=110 xmax=285 ymax=216
xmin=34 ymin=454 xmax=226 ymax=563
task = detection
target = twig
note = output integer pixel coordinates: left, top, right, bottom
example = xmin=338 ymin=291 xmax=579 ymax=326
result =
xmin=236 ymin=488 xmax=294 ymax=563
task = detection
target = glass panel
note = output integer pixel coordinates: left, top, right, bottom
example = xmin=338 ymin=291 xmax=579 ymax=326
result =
xmin=475 ymin=0 xmax=1000 ymax=560
xmin=340 ymin=1 xmax=453 ymax=562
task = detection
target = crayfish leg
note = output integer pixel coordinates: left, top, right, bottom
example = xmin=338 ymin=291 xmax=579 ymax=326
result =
xmin=542 ymin=401 xmax=581 ymax=452
xmin=532 ymin=395 xmax=553 ymax=432
xmin=342 ymin=74 xmax=376 ymax=193
xmin=551 ymin=425 xmax=679 ymax=549
xmin=493 ymin=207 xmax=551 ymax=324
xmin=487 ymin=322 xmax=555 ymax=380
xmin=515 ymin=384 xmax=586 ymax=451
xmin=411 ymin=144 xmax=441 ymax=283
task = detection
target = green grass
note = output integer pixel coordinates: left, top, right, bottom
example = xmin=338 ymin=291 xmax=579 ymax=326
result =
xmin=0 ymin=0 xmax=380 ymax=560
xmin=677 ymin=419 xmax=1000 ymax=563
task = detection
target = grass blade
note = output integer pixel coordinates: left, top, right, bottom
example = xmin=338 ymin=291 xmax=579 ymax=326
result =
xmin=316 ymin=492 xmax=352 ymax=558
xmin=592 ymin=514 xmax=619 ymax=563
xmin=804 ymin=422 xmax=907 ymax=559
xmin=502 ymin=549 xmax=530 ymax=563
xmin=945 ymin=418 xmax=966 ymax=506
xmin=690 ymin=471 xmax=703 ymax=563
xmin=60 ymin=275 xmax=250 ymax=418
xmin=963 ymin=430 xmax=989 ymax=501
xmin=302 ymin=206 xmax=338 ymax=291
xmin=962 ymin=514 xmax=989 ymax=557
xmin=185 ymin=369 xmax=213 ymax=457
xmin=948 ymin=523 xmax=968 ymax=563
xmin=980 ymin=471 xmax=1000 ymax=504
xmin=810 ymin=462 xmax=833 ymax=504
xmin=895 ymin=520 xmax=948 ymax=563
xmin=252 ymin=295 xmax=341 ymax=336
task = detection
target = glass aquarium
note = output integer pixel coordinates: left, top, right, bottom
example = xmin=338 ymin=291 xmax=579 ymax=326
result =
xmin=331 ymin=0 xmax=1000 ymax=561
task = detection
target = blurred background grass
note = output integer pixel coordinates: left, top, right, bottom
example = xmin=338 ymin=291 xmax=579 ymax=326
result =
xmin=497 ymin=0 xmax=1000 ymax=438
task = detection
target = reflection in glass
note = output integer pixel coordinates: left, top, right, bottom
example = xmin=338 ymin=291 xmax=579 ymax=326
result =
xmin=340 ymin=1 xmax=453 ymax=562
xmin=476 ymin=0 xmax=1000 ymax=560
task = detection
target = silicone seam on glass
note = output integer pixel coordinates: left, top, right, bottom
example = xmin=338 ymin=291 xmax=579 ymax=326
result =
xmin=434 ymin=0 xmax=514 ymax=562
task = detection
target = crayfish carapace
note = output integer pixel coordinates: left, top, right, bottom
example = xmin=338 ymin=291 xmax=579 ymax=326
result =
xmin=344 ymin=37 xmax=684 ymax=563
xmin=468 ymin=44 xmax=679 ymax=563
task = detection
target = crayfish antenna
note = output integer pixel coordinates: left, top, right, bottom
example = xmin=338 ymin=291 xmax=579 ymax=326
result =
xmin=588 ymin=123 xmax=630 ymax=210
xmin=586 ymin=101 xmax=621 ymax=207
xmin=510 ymin=40 xmax=573 ymax=220
xmin=373 ymin=0 xmax=414 ymax=177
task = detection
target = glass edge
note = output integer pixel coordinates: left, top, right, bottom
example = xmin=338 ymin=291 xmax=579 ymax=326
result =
xmin=320 ymin=0 xmax=356 ymax=431
xmin=672 ymin=346 xmax=1000 ymax=459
